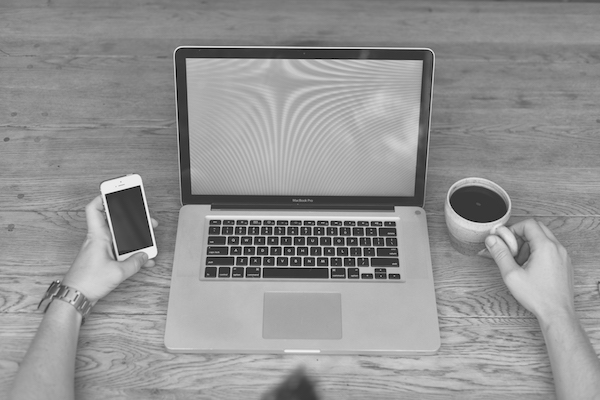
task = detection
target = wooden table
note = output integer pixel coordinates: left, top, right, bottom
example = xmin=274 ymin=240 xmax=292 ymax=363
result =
xmin=2 ymin=1 xmax=600 ymax=398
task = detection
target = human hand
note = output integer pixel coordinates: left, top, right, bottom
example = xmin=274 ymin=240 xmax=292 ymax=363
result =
xmin=61 ymin=195 xmax=158 ymax=305
xmin=485 ymin=219 xmax=574 ymax=323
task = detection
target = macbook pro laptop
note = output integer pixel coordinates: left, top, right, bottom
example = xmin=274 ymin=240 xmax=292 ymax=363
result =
xmin=165 ymin=46 xmax=440 ymax=354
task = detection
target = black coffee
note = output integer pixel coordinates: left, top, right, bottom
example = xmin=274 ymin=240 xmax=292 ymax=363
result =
xmin=450 ymin=185 xmax=507 ymax=223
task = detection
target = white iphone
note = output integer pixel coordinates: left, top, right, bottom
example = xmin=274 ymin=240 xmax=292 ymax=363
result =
xmin=100 ymin=174 xmax=158 ymax=261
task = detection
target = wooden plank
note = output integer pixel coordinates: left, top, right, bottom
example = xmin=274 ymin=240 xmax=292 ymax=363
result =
xmin=3 ymin=311 xmax=599 ymax=399
xmin=5 ymin=313 xmax=591 ymax=399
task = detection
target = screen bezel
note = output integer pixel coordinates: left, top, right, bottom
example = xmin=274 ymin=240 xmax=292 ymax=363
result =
xmin=174 ymin=46 xmax=434 ymax=209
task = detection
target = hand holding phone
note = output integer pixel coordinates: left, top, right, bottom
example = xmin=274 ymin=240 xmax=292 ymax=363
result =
xmin=100 ymin=174 xmax=158 ymax=261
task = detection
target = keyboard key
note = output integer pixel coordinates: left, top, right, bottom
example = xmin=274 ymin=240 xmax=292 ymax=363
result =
xmin=207 ymin=236 xmax=226 ymax=245
xmin=232 ymin=267 xmax=245 ymax=278
xmin=379 ymin=228 xmax=397 ymax=236
xmin=264 ymin=257 xmax=275 ymax=266
xmin=373 ymin=238 xmax=385 ymax=247
xmin=246 ymin=267 xmax=261 ymax=278
xmin=331 ymin=268 xmax=346 ymax=279
xmin=371 ymin=258 xmax=400 ymax=267
xmin=303 ymin=257 xmax=316 ymax=266
xmin=218 ymin=267 xmax=231 ymax=278
xmin=361 ymin=273 xmax=374 ymax=279
xmin=206 ymin=257 xmax=234 ymax=265
xmin=353 ymin=227 xmax=365 ymax=236
xmin=317 ymin=257 xmax=329 ymax=266
xmin=204 ymin=267 xmax=217 ymax=277
xmin=377 ymin=248 xmax=399 ymax=257
xmin=277 ymin=257 xmax=289 ymax=266
xmin=348 ymin=268 xmax=360 ymax=279
xmin=389 ymin=273 xmax=401 ymax=280
xmin=250 ymin=257 xmax=261 ymax=266
xmin=331 ymin=257 xmax=343 ymax=266
xmin=209 ymin=220 xmax=221 ymax=225
xmin=344 ymin=258 xmax=356 ymax=267
xmin=263 ymin=268 xmax=329 ymax=279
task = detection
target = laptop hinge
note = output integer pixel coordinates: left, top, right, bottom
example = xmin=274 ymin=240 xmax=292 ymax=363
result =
xmin=211 ymin=204 xmax=396 ymax=212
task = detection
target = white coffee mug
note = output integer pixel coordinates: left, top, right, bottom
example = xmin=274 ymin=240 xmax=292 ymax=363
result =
xmin=445 ymin=177 xmax=518 ymax=257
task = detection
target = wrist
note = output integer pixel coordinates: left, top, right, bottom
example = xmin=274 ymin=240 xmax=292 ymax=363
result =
xmin=537 ymin=305 xmax=578 ymax=332
xmin=45 ymin=297 xmax=84 ymax=326
xmin=38 ymin=280 xmax=93 ymax=324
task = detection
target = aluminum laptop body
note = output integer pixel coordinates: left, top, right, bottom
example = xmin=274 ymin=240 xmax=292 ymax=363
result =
xmin=165 ymin=46 xmax=440 ymax=354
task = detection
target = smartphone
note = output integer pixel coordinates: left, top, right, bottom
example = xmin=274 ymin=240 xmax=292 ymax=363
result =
xmin=100 ymin=174 xmax=158 ymax=261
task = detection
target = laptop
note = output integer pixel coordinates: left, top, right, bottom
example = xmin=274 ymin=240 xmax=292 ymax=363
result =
xmin=165 ymin=46 xmax=440 ymax=355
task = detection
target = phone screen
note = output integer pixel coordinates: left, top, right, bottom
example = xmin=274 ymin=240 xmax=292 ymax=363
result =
xmin=105 ymin=186 xmax=153 ymax=255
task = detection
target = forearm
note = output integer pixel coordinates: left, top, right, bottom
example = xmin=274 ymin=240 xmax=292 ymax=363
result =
xmin=10 ymin=300 xmax=82 ymax=400
xmin=540 ymin=311 xmax=600 ymax=400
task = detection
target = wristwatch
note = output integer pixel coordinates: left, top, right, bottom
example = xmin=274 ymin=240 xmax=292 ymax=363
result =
xmin=38 ymin=280 xmax=93 ymax=324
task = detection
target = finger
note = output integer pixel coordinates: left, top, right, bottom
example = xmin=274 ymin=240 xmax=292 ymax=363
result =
xmin=537 ymin=221 xmax=560 ymax=244
xmin=508 ymin=219 xmax=550 ymax=251
xmin=86 ymin=195 xmax=110 ymax=234
xmin=151 ymin=218 xmax=159 ymax=228
xmin=485 ymin=235 xmax=520 ymax=279
xmin=119 ymin=252 xmax=148 ymax=280
xmin=515 ymin=241 xmax=531 ymax=266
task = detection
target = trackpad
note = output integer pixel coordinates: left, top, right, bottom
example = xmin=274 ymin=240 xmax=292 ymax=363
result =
xmin=263 ymin=292 xmax=342 ymax=340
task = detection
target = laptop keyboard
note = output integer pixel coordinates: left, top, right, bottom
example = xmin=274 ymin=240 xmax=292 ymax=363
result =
xmin=203 ymin=218 xmax=402 ymax=281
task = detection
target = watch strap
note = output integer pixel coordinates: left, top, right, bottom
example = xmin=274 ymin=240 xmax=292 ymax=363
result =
xmin=38 ymin=280 xmax=93 ymax=324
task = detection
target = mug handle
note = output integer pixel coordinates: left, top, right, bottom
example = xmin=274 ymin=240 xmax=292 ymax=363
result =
xmin=490 ymin=224 xmax=519 ymax=257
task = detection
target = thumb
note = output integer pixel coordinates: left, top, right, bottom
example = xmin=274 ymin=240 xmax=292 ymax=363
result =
xmin=119 ymin=252 xmax=148 ymax=280
xmin=485 ymin=235 xmax=519 ymax=278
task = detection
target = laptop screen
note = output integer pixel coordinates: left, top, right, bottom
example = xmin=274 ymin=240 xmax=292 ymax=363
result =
xmin=175 ymin=47 xmax=434 ymax=208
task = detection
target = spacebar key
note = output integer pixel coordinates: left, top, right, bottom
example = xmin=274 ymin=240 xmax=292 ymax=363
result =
xmin=263 ymin=268 xmax=329 ymax=279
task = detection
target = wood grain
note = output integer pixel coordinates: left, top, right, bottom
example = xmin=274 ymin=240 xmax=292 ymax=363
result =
xmin=2 ymin=0 xmax=600 ymax=399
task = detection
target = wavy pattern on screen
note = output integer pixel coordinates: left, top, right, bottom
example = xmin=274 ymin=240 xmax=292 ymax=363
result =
xmin=186 ymin=58 xmax=422 ymax=196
